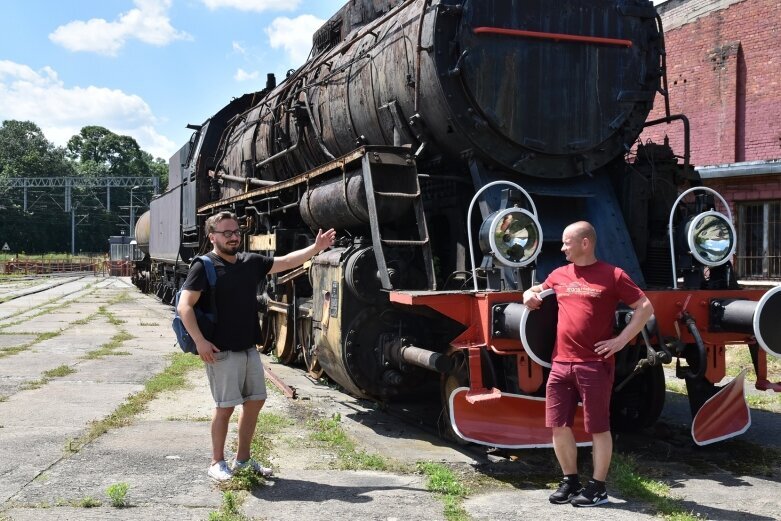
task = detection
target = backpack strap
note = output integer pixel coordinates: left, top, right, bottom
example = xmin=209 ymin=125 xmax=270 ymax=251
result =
xmin=196 ymin=255 xmax=219 ymax=323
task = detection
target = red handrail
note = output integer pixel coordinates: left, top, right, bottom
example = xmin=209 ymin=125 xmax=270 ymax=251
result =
xmin=473 ymin=27 xmax=633 ymax=48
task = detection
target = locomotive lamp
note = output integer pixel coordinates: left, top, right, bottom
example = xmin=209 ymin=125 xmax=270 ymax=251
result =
xmin=684 ymin=210 xmax=736 ymax=267
xmin=478 ymin=207 xmax=542 ymax=268
xmin=467 ymin=181 xmax=542 ymax=291
xmin=668 ymin=187 xmax=736 ymax=289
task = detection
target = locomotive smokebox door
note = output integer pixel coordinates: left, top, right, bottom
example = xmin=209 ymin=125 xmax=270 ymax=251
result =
xmin=433 ymin=0 xmax=659 ymax=178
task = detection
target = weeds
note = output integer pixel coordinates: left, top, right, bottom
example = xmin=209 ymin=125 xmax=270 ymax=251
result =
xmin=308 ymin=413 xmax=390 ymax=470
xmin=612 ymin=453 xmax=699 ymax=520
xmin=78 ymin=496 xmax=101 ymax=508
xmin=417 ymin=462 xmax=470 ymax=521
xmin=0 ymin=331 xmax=63 ymax=360
xmin=66 ymin=353 xmax=203 ymax=453
xmin=105 ymin=482 xmax=129 ymax=507
xmin=82 ymin=331 xmax=134 ymax=359
xmin=208 ymin=491 xmax=249 ymax=521
xmin=20 ymin=364 xmax=75 ymax=390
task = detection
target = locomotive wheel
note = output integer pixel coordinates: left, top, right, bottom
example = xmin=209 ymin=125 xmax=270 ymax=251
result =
xmin=439 ymin=350 xmax=470 ymax=444
xmin=302 ymin=343 xmax=323 ymax=378
xmin=261 ymin=286 xmax=296 ymax=364
xmin=611 ymin=362 xmax=665 ymax=431
xmin=299 ymin=318 xmax=323 ymax=378
xmin=438 ymin=349 xmax=501 ymax=445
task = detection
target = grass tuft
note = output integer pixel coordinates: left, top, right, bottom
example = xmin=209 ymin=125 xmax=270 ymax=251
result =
xmin=612 ymin=453 xmax=699 ymax=520
xmin=208 ymin=491 xmax=249 ymax=521
xmin=417 ymin=462 xmax=470 ymax=521
xmin=308 ymin=413 xmax=390 ymax=471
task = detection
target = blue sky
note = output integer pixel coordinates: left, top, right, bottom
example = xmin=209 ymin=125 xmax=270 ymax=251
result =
xmin=0 ymin=0 xmax=345 ymax=161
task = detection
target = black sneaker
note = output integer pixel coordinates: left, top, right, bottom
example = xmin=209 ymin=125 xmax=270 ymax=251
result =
xmin=549 ymin=477 xmax=582 ymax=504
xmin=570 ymin=480 xmax=609 ymax=507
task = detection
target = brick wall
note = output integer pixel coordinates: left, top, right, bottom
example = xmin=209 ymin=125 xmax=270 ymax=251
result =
xmin=641 ymin=0 xmax=781 ymax=166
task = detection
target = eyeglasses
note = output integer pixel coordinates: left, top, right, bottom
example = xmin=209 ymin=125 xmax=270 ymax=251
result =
xmin=213 ymin=229 xmax=243 ymax=239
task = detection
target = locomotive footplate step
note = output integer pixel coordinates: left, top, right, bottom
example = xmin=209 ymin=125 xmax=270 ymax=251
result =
xmin=448 ymin=387 xmax=591 ymax=449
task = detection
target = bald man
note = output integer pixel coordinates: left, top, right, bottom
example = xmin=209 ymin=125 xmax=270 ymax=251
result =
xmin=523 ymin=221 xmax=653 ymax=507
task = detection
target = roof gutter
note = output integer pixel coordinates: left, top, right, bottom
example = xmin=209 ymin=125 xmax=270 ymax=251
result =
xmin=696 ymin=159 xmax=781 ymax=180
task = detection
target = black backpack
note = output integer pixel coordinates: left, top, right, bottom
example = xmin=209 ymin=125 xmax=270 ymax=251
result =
xmin=172 ymin=255 xmax=218 ymax=354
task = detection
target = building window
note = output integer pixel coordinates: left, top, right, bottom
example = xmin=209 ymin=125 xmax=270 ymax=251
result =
xmin=736 ymin=201 xmax=781 ymax=280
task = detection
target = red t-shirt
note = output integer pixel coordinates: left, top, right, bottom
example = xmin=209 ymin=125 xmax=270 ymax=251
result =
xmin=542 ymin=261 xmax=645 ymax=363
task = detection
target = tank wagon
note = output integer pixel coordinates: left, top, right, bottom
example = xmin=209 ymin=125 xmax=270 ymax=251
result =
xmin=134 ymin=0 xmax=781 ymax=447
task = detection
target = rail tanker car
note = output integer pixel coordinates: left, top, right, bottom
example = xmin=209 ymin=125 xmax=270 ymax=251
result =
xmin=133 ymin=0 xmax=781 ymax=447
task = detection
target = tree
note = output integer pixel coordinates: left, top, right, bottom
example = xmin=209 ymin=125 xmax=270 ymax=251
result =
xmin=0 ymin=120 xmax=73 ymax=179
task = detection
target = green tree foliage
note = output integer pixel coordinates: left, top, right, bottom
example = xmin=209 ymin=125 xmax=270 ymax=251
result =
xmin=0 ymin=120 xmax=166 ymax=254
xmin=0 ymin=120 xmax=74 ymax=179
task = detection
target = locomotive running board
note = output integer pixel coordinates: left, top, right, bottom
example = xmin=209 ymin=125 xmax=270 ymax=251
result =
xmin=691 ymin=369 xmax=751 ymax=446
xmin=449 ymin=387 xmax=592 ymax=449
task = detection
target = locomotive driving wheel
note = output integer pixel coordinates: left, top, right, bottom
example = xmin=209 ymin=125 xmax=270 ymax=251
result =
xmin=298 ymin=317 xmax=323 ymax=378
xmin=439 ymin=350 xmax=470 ymax=444
xmin=260 ymin=285 xmax=295 ymax=364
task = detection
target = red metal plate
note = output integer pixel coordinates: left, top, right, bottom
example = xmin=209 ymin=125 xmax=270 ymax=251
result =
xmin=692 ymin=369 xmax=751 ymax=446
xmin=449 ymin=387 xmax=592 ymax=448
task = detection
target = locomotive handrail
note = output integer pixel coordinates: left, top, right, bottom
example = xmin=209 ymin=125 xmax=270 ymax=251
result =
xmin=643 ymin=114 xmax=691 ymax=181
xmin=473 ymin=27 xmax=633 ymax=48
xmin=667 ymin=186 xmax=733 ymax=289
xmin=467 ymin=181 xmax=539 ymax=291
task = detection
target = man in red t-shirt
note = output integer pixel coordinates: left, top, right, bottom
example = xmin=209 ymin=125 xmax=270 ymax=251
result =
xmin=523 ymin=221 xmax=653 ymax=507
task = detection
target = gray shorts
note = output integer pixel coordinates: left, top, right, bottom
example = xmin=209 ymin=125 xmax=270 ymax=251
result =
xmin=205 ymin=348 xmax=267 ymax=408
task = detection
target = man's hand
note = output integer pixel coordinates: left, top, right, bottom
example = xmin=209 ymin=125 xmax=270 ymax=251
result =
xmin=523 ymin=289 xmax=543 ymax=310
xmin=315 ymin=228 xmax=336 ymax=252
xmin=594 ymin=337 xmax=626 ymax=359
xmin=195 ymin=339 xmax=221 ymax=364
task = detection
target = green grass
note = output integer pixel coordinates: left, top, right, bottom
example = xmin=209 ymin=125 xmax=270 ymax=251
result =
xmin=82 ymin=331 xmax=134 ymax=359
xmin=105 ymin=482 xmax=129 ymax=507
xmin=612 ymin=453 xmax=700 ymax=520
xmin=78 ymin=496 xmax=102 ymax=508
xmin=308 ymin=413 xmax=390 ymax=471
xmin=417 ymin=462 xmax=470 ymax=521
xmin=43 ymin=365 xmax=75 ymax=378
xmin=20 ymin=364 xmax=76 ymax=390
xmin=0 ymin=331 xmax=63 ymax=360
xmin=221 ymin=411 xmax=293 ymax=492
xmin=66 ymin=353 xmax=203 ymax=453
xmin=208 ymin=491 xmax=249 ymax=521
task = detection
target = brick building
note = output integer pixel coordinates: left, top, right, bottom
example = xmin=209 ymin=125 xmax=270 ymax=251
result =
xmin=641 ymin=0 xmax=781 ymax=279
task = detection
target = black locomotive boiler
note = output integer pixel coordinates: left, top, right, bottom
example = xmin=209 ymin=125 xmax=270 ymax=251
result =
xmin=133 ymin=0 xmax=781 ymax=447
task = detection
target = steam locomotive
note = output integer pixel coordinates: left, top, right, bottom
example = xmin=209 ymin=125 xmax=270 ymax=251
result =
xmin=133 ymin=0 xmax=781 ymax=447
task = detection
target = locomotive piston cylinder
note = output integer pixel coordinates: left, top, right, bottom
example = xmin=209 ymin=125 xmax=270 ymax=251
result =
xmin=299 ymin=168 xmax=413 ymax=231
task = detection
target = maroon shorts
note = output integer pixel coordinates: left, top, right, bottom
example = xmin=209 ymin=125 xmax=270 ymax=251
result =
xmin=545 ymin=361 xmax=615 ymax=434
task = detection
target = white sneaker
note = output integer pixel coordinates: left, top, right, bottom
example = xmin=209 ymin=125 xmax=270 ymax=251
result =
xmin=208 ymin=460 xmax=234 ymax=482
xmin=230 ymin=458 xmax=273 ymax=477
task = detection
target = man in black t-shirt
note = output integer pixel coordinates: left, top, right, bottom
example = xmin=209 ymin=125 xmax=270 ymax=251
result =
xmin=178 ymin=211 xmax=335 ymax=482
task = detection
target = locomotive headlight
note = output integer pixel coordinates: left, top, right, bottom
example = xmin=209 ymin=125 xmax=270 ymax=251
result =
xmin=478 ymin=208 xmax=543 ymax=267
xmin=685 ymin=210 xmax=737 ymax=267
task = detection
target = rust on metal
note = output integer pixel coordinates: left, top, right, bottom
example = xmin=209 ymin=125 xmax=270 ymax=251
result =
xmin=263 ymin=364 xmax=297 ymax=399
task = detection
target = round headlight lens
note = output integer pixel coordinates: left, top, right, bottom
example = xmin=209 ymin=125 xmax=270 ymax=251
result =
xmin=478 ymin=208 xmax=543 ymax=267
xmin=686 ymin=211 xmax=736 ymax=266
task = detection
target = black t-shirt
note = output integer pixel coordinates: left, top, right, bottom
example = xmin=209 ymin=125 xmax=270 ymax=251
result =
xmin=181 ymin=251 xmax=274 ymax=351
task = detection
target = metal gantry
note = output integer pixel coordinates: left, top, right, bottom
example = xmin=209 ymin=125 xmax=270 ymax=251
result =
xmin=0 ymin=176 xmax=160 ymax=254
xmin=0 ymin=177 xmax=159 ymax=212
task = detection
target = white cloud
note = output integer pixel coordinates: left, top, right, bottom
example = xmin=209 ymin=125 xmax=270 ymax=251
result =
xmin=202 ymin=0 xmax=300 ymax=12
xmin=0 ymin=60 xmax=176 ymax=159
xmin=232 ymin=41 xmax=247 ymax=54
xmin=265 ymin=14 xmax=324 ymax=65
xmin=234 ymin=68 xmax=259 ymax=82
xmin=49 ymin=0 xmax=190 ymax=56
